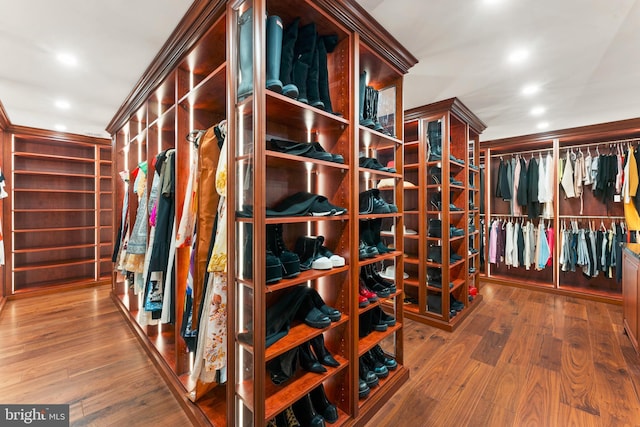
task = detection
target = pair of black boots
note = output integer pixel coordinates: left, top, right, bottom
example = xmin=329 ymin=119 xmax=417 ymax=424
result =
xmin=268 ymin=333 xmax=340 ymax=385
xmin=359 ymin=344 xmax=398 ymax=398
xmin=359 ymin=305 xmax=396 ymax=337
xmin=265 ymin=15 xmax=339 ymax=114
xmin=266 ymin=224 xmax=301 ymax=284
xmin=427 ymin=245 xmax=462 ymax=265
xmin=359 ymin=71 xmax=389 ymax=135
xmin=360 ymin=218 xmax=392 ymax=256
xmin=268 ymin=384 xmax=338 ymax=426
xmin=360 ymin=264 xmax=395 ymax=299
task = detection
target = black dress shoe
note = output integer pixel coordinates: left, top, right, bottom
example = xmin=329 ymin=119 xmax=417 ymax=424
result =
xmin=310 ymin=384 xmax=339 ymax=423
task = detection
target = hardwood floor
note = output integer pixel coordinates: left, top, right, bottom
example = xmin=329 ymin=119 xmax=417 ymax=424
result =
xmin=0 ymin=285 xmax=191 ymax=427
xmin=0 ymin=283 xmax=639 ymax=426
xmin=370 ymin=284 xmax=640 ymax=427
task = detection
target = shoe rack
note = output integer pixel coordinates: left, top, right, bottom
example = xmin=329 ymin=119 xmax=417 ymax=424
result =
xmin=402 ymin=98 xmax=486 ymax=331
xmin=107 ymin=0 xmax=416 ymax=425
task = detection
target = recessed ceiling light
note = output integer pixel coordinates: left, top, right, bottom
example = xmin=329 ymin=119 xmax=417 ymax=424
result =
xmin=56 ymin=52 xmax=78 ymax=67
xmin=55 ymin=124 xmax=67 ymax=131
xmin=531 ymin=106 xmax=546 ymax=116
xmin=508 ymin=49 xmax=529 ymax=64
xmin=55 ymin=99 xmax=70 ymax=110
xmin=537 ymin=122 xmax=549 ymax=129
xmin=521 ymin=84 xmax=540 ymax=96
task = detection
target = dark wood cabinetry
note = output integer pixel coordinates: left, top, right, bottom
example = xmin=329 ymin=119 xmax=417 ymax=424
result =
xmin=107 ymin=0 xmax=416 ymax=425
xmin=402 ymin=98 xmax=486 ymax=331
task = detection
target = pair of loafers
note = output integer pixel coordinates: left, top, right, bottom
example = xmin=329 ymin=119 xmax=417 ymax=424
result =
xmin=270 ymin=139 xmax=344 ymax=164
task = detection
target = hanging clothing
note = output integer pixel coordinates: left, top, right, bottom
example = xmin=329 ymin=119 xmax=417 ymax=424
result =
xmin=505 ymin=221 xmax=514 ymax=266
xmin=192 ymin=129 xmax=229 ymax=386
xmin=536 ymin=222 xmax=550 ymax=270
xmin=583 ymin=152 xmax=593 ymax=186
xmin=512 ymin=158 xmax=522 ymax=216
xmin=489 ymin=219 xmax=498 ymax=264
xmin=517 ymin=157 xmax=528 ymax=208
xmin=560 ymin=150 xmax=576 ymax=198
xmin=626 ymin=147 xmax=640 ymax=230
xmin=496 ymin=158 xmax=511 ymax=200
xmin=526 ymin=156 xmax=540 ymax=219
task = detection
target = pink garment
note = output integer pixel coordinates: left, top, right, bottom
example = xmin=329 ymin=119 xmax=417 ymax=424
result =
xmin=545 ymin=226 xmax=555 ymax=267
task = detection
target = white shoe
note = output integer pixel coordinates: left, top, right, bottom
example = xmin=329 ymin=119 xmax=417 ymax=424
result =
xmin=312 ymin=256 xmax=333 ymax=270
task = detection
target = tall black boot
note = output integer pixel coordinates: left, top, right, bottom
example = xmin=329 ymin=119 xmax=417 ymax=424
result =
xmin=292 ymin=394 xmax=325 ymax=427
xmin=427 ymin=120 xmax=442 ymax=160
xmin=306 ymin=34 xmax=324 ymax=108
xmin=237 ymin=8 xmax=253 ymax=99
xmin=317 ymin=35 xmax=338 ymax=114
xmin=310 ymin=384 xmax=339 ymax=423
xmin=279 ymin=18 xmax=300 ymax=98
xmin=310 ymin=333 xmax=339 ymax=367
xmin=370 ymin=217 xmax=390 ymax=254
xmin=266 ymin=15 xmax=283 ymax=93
xmin=371 ymin=87 xmax=385 ymax=132
xmin=267 ymin=224 xmax=301 ymax=278
xmin=359 ymin=72 xmax=374 ymax=127
xmin=363 ymin=86 xmax=376 ymax=128
xmin=292 ymin=23 xmax=317 ymax=104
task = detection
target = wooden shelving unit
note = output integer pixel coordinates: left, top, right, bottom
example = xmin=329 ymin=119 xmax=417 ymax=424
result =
xmin=400 ymin=98 xmax=486 ymax=331
xmin=481 ymin=117 xmax=640 ymax=303
xmin=106 ymin=0 xmax=416 ymax=425
xmin=1 ymin=127 xmax=111 ymax=296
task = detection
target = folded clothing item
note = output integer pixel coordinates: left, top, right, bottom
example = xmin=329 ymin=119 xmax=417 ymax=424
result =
xmin=267 ymin=192 xmax=348 ymax=217
xmin=269 ymin=139 xmax=344 ymax=164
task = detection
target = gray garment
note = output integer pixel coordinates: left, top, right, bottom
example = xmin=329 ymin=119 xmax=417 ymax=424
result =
xmin=126 ymin=174 xmax=148 ymax=255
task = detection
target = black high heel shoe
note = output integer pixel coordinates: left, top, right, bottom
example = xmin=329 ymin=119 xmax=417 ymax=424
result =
xmin=310 ymin=334 xmax=340 ymax=367
xmin=299 ymin=341 xmax=326 ymax=373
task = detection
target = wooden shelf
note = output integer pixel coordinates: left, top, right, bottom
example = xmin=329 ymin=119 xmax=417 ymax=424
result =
xmin=14 ymin=258 xmax=95 ymax=271
xmin=13 ymin=151 xmax=94 ymax=163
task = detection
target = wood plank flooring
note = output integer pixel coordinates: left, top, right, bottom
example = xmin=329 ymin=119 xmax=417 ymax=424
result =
xmin=0 ymin=285 xmax=191 ymax=427
xmin=0 ymin=283 xmax=639 ymax=426
xmin=370 ymin=284 xmax=640 ymax=427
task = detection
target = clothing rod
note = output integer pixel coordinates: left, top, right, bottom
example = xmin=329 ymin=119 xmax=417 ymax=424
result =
xmin=489 ymin=147 xmax=551 ymax=158
xmin=560 ymin=137 xmax=640 ymax=150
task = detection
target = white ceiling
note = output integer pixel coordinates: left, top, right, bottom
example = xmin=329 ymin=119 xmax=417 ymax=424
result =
xmin=1 ymin=0 xmax=639 ymax=141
